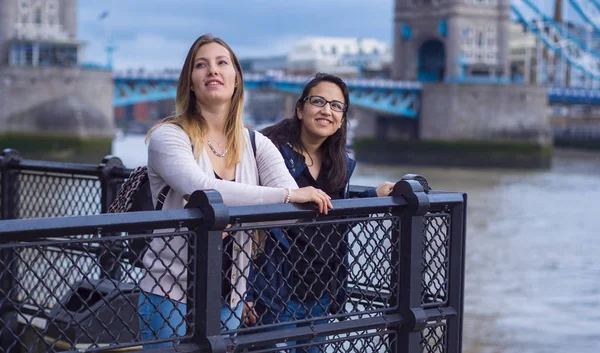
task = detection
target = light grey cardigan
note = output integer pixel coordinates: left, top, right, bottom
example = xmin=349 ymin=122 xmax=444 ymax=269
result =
xmin=139 ymin=123 xmax=298 ymax=307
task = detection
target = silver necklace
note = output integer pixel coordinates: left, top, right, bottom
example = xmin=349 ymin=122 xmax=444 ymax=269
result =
xmin=207 ymin=140 xmax=227 ymax=157
xmin=207 ymin=133 xmax=225 ymax=147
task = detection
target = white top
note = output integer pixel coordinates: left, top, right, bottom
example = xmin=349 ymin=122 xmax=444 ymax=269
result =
xmin=139 ymin=123 xmax=298 ymax=306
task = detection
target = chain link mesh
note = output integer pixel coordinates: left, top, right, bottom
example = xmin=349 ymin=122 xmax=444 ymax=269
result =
xmin=15 ymin=171 xmax=102 ymax=219
xmin=422 ymin=213 xmax=450 ymax=307
xmin=421 ymin=322 xmax=447 ymax=353
xmin=0 ymin=229 xmax=193 ymax=352
xmin=327 ymin=331 xmax=398 ymax=352
xmin=223 ymin=214 xmax=399 ymax=351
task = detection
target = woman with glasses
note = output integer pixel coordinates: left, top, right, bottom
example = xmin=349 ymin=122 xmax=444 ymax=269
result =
xmin=244 ymin=73 xmax=394 ymax=352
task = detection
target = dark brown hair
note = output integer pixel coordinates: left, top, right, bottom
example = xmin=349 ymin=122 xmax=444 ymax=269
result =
xmin=261 ymin=73 xmax=350 ymax=192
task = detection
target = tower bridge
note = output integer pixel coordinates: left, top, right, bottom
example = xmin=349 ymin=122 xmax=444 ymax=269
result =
xmin=0 ymin=0 xmax=113 ymax=162
xmin=116 ymin=0 xmax=600 ymax=115
xmin=3 ymin=0 xmax=600 ymax=162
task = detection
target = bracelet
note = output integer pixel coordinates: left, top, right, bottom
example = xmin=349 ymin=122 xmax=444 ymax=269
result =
xmin=284 ymin=188 xmax=292 ymax=203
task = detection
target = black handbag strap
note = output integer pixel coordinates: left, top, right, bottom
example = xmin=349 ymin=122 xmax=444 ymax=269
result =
xmin=155 ymin=185 xmax=171 ymax=211
xmin=248 ymin=129 xmax=257 ymax=157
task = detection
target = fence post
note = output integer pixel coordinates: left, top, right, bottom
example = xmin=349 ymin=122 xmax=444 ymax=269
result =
xmin=97 ymin=155 xmax=125 ymax=280
xmin=97 ymin=155 xmax=125 ymax=214
xmin=185 ymin=190 xmax=229 ymax=353
xmin=1 ymin=149 xmax=21 ymax=220
xmin=390 ymin=176 xmax=430 ymax=353
xmin=0 ymin=149 xmax=22 ymax=337
xmin=445 ymin=194 xmax=467 ymax=353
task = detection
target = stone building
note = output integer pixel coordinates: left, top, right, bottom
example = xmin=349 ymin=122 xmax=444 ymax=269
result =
xmin=392 ymin=0 xmax=511 ymax=81
xmin=0 ymin=0 xmax=114 ymax=162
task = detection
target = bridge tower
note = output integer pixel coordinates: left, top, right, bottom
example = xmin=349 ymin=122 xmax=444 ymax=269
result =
xmin=392 ymin=0 xmax=511 ymax=82
xmin=0 ymin=0 xmax=114 ymax=162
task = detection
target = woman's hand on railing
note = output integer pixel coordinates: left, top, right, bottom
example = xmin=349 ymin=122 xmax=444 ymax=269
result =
xmin=375 ymin=182 xmax=395 ymax=197
xmin=243 ymin=301 xmax=259 ymax=325
xmin=222 ymin=224 xmax=232 ymax=239
xmin=288 ymin=187 xmax=333 ymax=214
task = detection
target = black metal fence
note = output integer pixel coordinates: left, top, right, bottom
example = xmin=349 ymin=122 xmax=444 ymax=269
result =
xmin=0 ymin=149 xmax=466 ymax=353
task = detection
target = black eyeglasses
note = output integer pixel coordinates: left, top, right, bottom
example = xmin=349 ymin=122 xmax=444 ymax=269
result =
xmin=303 ymin=95 xmax=347 ymax=112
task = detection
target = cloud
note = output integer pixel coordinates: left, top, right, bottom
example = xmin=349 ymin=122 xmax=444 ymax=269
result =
xmin=78 ymin=0 xmax=393 ymax=69
xmin=233 ymin=34 xmax=305 ymax=58
xmin=77 ymin=0 xmax=569 ymax=70
xmin=109 ymin=34 xmax=190 ymax=70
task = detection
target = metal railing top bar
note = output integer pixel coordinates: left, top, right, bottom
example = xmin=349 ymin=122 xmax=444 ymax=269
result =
xmin=1 ymin=150 xmax=129 ymax=179
xmin=107 ymin=166 xmax=135 ymax=179
xmin=0 ymin=186 xmax=430 ymax=241
xmin=0 ymin=187 xmax=453 ymax=242
xmin=0 ymin=208 xmax=205 ymax=242
xmin=348 ymin=184 xmax=373 ymax=195
xmin=227 ymin=195 xmax=410 ymax=223
xmin=14 ymin=159 xmax=103 ymax=175
xmin=426 ymin=191 xmax=466 ymax=207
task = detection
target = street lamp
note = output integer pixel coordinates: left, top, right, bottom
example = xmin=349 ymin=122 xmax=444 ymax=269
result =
xmin=98 ymin=10 xmax=117 ymax=69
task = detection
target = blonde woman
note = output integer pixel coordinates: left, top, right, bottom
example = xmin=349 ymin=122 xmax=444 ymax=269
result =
xmin=137 ymin=34 xmax=332 ymax=348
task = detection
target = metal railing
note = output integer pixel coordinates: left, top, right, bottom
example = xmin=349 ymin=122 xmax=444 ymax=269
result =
xmin=0 ymin=149 xmax=466 ymax=353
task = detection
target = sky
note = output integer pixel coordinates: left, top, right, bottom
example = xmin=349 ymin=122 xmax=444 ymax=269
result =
xmin=76 ymin=0 xmax=568 ymax=70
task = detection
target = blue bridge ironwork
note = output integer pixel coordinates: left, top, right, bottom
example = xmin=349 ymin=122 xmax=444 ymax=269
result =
xmin=114 ymin=72 xmax=600 ymax=117
xmin=113 ymin=73 xmax=423 ymax=118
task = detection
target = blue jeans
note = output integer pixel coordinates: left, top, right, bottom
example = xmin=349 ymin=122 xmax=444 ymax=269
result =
xmin=257 ymin=295 xmax=331 ymax=353
xmin=138 ymin=292 xmax=242 ymax=349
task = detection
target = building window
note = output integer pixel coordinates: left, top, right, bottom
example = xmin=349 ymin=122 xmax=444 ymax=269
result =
xmin=10 ymin=43 xmax=78 ymax=67
xmin=9 ymin=44 xmax=34 ymax=66
xmin=34 ymin=8 xmax=42 ymax=24
xmin=39 ymin=45 xmax=78 ymax=66
xmin=463 ymin=25 xmax=474 ymax=45
xmin=47 ymin=0 xmax=58 ymax=13
xmin=10 ymin=48 xmax=20 ymax=66
xmin=486 ymin=27 xmax=495 ymax=47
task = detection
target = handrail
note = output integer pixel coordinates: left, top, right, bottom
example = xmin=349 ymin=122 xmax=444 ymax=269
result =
xmin=0 ymin=209 xmax=204 ymax=242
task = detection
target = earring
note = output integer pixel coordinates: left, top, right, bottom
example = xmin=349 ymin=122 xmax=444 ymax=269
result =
xmin=190 ymin=86 xmax=194 ymax=91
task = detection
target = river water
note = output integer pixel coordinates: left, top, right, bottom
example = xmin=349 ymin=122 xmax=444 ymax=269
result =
xmin=113 ymin=135 xmax=600 ymax=353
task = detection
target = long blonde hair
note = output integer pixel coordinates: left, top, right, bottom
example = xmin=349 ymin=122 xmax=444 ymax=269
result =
xmin=147 ymin=34 xmax=245 ymax=167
